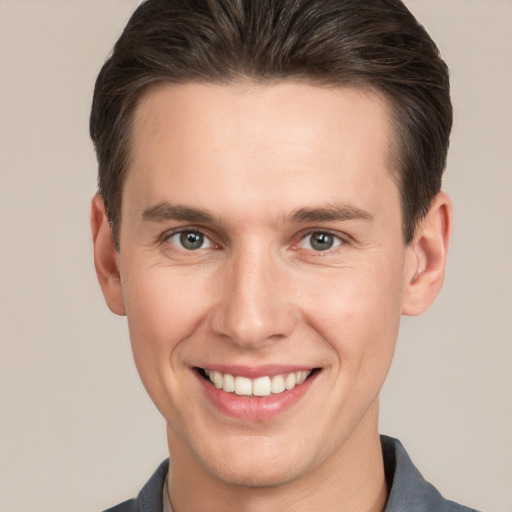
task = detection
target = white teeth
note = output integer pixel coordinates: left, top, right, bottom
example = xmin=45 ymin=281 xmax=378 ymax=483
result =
xmin=234 ymin=376 xmax=252 ymax=396
xmin=223 ymin=373 xmax=235 ymax=392
xmin=212 ymin=371 xmax=223 ymax=389
xmin=205 ymin=369 xmax=312 ymax=396
xmin=252 ymin=376 xmax=271 ymax=397
xmin=271 ymin=374 xmax=286 ymax=393
xmin=284 ymin=372 xmax=296 ymax=390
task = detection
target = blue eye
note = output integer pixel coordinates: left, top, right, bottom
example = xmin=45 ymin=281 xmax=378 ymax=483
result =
xmin=299 ymin=231 xmax=342 ymax=251
xmin=168 ymin=230 xmax=213 ymax=251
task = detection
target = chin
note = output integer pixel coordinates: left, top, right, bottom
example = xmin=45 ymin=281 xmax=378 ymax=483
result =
xmin=190 ymin=434 xmax=315 ymax=489
xmin=208 ymin=458 xmax=304 ymax=489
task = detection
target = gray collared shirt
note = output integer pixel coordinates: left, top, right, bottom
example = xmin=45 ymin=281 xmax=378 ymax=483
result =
xmin=104 ymin=436 xmax=481 ymax=512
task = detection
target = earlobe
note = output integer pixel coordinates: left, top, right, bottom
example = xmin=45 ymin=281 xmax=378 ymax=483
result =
xmin=402 ymin=192 xmax=452 ymax=316
xmin=90 ymin=194 xmax=126 ymax=316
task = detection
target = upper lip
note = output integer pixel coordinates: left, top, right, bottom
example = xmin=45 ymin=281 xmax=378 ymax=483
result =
xmin=195 ymin=364 xmax=318 ymax=378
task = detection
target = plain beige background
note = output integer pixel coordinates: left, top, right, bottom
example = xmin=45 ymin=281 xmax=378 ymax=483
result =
xmin=0 ymin=1 xmax=510 ymax=511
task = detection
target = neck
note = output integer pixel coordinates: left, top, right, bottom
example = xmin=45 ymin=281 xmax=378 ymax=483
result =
xmin=166 ymin=403 xmax=387 ymax=512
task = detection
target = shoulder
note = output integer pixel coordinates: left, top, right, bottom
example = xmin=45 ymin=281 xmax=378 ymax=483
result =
xmin=102 ymin=459 xmax=169 ymax=512
xmin=381 ymin=436 xmax=481 ymax=512
xmin=103 ymin=499 xmax=136 ymax=512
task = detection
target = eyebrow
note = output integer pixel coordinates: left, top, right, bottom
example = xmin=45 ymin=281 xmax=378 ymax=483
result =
xmin=141 ymin=201 xmax=374 ymax=225
xmin=289 ymin=204 xmax=374 ymax=223
xmin=142 ymin=202 xmax=214 ymax=223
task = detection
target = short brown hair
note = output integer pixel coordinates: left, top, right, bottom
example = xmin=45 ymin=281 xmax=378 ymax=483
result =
xmin=90 ymin=0 xmax=452 ymax=248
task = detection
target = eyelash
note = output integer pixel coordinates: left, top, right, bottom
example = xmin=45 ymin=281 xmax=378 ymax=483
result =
xmin=160 ymin=227 xmax=347 ymax=254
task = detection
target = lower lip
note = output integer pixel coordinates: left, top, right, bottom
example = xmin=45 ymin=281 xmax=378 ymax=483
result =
xmin=196 ymin=370 xmax=319 ymax=421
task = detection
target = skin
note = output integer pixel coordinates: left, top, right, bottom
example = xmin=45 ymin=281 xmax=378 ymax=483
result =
xmin=91 ymin=82 xmax=451 ymax=512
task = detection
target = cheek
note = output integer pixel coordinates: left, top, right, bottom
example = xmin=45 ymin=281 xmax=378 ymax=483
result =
xmin=121 ymin=267 xmax=211 ymax=365
xmin=120 ymin=266 xmax=215 ymax=420
xmin=298 ymin=262 xmax=404 ymax=367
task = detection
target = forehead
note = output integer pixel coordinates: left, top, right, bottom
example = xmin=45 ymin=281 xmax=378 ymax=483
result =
xmin=131 ymin=80 xmax=394 ymax=157
xmin=125 ymin=81 xmax=398 ymax=223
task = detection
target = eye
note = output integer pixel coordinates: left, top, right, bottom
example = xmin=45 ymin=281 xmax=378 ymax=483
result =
xmin=167 ymin=230 xmax=213 ymax=251
xmin=299 ymin=231 xmax=343 ymax=252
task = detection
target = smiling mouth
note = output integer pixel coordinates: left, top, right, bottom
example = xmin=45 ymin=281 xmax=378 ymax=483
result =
xmin=197 ymin=368 xmax=320 ymax=397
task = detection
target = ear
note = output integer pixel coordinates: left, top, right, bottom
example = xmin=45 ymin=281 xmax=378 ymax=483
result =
xmin=90 ymin=194 xmax=126 ymax=316
xmin=402 ymin=192 xmax=452 ymax=316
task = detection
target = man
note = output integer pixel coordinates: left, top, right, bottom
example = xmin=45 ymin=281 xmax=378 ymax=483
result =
xmin=89 ymin=0 xmax=479 ymax=510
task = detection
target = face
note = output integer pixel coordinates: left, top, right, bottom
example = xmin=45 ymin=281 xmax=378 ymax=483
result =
xmin=98 ymin=82 xmax=427 ymax=487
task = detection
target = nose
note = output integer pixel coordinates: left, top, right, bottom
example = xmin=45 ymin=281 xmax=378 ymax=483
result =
xmin=209 ymin=246 xmax=298 ymax=349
